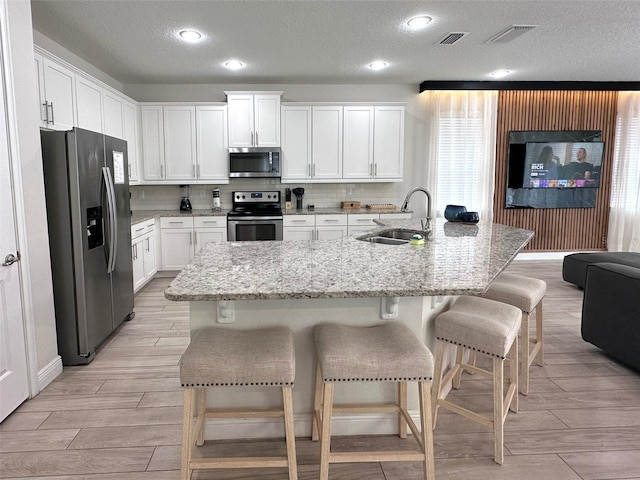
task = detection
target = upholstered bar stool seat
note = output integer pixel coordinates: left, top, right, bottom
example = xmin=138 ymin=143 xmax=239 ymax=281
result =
xmin=312 ymin=322 xmax=435 ymax=480
xmin=432 ymin=296 xmax=521 ymax=465
xmin=179 ymin=326 xmax=297 ymax=480
xmin=480 ymin=273 xmax=546 ymax=394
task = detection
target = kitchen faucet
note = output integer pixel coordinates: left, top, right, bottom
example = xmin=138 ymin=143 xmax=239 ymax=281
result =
xmin=401 ymin=187 xmax=432 ymax=233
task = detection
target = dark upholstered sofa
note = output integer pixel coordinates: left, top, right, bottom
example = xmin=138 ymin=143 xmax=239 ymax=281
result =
xmin=563 ymin=253 xmax=640 ymax=371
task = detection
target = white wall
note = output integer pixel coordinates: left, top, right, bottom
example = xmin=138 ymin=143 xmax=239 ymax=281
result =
xmin=7 ymin=3 xmax=59 ymax=376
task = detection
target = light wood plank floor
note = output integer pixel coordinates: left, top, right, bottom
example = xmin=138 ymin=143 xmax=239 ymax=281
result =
xmin=2 ymin=260 xmax=640 ymax=479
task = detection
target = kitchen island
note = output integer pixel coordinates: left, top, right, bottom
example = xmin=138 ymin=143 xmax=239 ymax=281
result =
xmin=165 ymin=219 xmax=533 ymax=439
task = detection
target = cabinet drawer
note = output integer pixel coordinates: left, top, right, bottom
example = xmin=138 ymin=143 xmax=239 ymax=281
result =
xmin=160 ymin=216 xmax=194 ymax=229
xmin=347 ymin=214 xmax=379 ymax=226
xmin=131 ymin=219 xmax=155 ymax=239
xmin=283 ymin=215 xmax=315 ymax=227
xmin=315 ymin=214 xmax=347 ymax=226
xmin=379 ymin=213 xmax=412 ymax=220
xmin=194 ymin=216 xmax=226 ymax=228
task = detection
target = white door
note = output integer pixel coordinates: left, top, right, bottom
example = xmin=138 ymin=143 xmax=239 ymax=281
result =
xmin=102 ymin=91 xmax=124 ymax=139
xmin=254 ymin=94 xmax=280 ymax=147
xmin=142 ymin=233 xmax=157 ymax=279
xmin=141 ymin=105 xmax=165 ymax=180
xmin=343 ymin=106 xmax=374 ymax=180
xmin=0 ymin=65 xmax=29 ymax=421
xmin=196 ymin=106 xmax=228 ymax=181
xmin=194 ymin=228 xmax=227 ymax=254
xmin=160 ymin=229 xmax=194 ymax=270
xmin=132 ymin=237 xmax=145 ymax=291
xmin=75 ymin=76 xmax=103 ymax=133
xmin=312 ymin=106 xmax=343 ymax=179
xmin=164 ymin=105 xmax=196 ymax=180
xmin=373 ymin=106 xmax=404 ymax=180
xmin=316 ymin=226 xmax=347 ymax=240
xmin=283 ymin=227 xmax=315 ymax=241
xmin=123 ymin=101 xmax=139 ymax=183
xmin=227 ymin=94 xmax=254 ymax=147
xmin=281 ymin=106 xmax=311 ymax=181
xmin=42 ymin=57 xmax=76 ymax=130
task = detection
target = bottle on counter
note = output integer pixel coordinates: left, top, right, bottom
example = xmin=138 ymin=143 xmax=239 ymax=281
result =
xmin=212 ymin=188 xmax=221 ymax=210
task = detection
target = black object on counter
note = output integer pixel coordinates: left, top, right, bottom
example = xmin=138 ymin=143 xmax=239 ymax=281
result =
xmin=293 ymin=187 xmax=305 ymax=209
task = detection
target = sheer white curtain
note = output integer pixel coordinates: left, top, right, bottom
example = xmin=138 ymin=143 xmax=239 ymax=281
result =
xmin=608 ymin=91 xmax=640 ymax=252
xmin=422 ymin=90 xmax=498 ymax=222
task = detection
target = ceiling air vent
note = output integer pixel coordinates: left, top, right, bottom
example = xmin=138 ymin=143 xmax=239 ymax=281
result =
xmin=437 ymin=32 xmax=468 ymax=45
xmin=487 ymin=25 xmax=537 ymax=43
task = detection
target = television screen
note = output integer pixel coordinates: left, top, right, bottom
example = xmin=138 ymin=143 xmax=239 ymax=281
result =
xmin=524 ymin=141 xmax=604 ymax=189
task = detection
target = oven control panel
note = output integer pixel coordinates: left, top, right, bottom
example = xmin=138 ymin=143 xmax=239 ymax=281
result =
xmin=232 ymin=191 xmax=280 ymax=204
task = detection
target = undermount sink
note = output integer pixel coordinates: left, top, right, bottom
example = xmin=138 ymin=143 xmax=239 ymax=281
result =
xmin=357 ymin=229 xmax=426 ymax=245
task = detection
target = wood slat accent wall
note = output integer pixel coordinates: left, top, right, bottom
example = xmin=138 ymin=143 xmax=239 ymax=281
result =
xmin=493 ymin=90 xmax=618 ymax=251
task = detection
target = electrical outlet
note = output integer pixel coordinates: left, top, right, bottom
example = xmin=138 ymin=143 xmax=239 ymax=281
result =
xmin=138 ymin=190 xmax=145 ymax=199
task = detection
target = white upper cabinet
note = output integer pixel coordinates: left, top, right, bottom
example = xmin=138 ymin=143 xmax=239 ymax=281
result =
xmin=373 ymin=106 xmax=404 ymax=180
xmin=196 ymin=106 xmax=228 ymax=181
xmin=312 ymin=106 xmax=343 ymax=180
xmin=37 ymin=56 xmax=76 ymax=131
xmin=75 ymin=76 xmax=103 ymax=133
xmin=103 ymin=91 xmax=125 ymax=139
xmin=342 ymin=106 xmax=374 ymax=179
xmin=226 ymin=92 xmax=282 ymax=147
xmin=163 ymin=105 xmax=196 ymax=180
xmin=141 ymin=105 xmax=165 ymax=181
xmin=123 ymin=101 xmax=140 ymax=184
xmin=281 ymin=106 xmax=312 ymax=181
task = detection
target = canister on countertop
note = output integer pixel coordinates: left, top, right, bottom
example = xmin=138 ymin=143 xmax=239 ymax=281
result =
xmin=212 ymin=188 xmax=221 ymax=210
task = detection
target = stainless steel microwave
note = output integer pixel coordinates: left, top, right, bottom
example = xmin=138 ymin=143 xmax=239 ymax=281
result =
xmin=229 ymin=147 xmax=281 ymax=178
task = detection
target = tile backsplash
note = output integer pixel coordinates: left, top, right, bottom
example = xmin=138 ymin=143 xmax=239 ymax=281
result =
xmin=129 ymin=180 xmax=403 ymax=211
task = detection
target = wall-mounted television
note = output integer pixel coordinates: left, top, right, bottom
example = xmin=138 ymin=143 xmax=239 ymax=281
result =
xmin=524 ymin=141 xmax=604 ymax=189
xmin=505 ymin=130 xmax=603 ymax=209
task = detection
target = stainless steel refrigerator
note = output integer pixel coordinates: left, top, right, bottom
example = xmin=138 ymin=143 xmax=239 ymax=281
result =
xmin=41 ymin=127 xmax=134 ymax=365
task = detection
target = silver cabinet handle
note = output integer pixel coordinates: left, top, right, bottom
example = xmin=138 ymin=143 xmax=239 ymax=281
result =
xmin=146 ymin=237 xmax=150 ymax=252
xmin=190 ymin=231 xmax=193 ymax=245
xmin=49 ymin=102 xmax=55 ymax=124
xmin=308 ymin=163 xmax=311 ymax=177
xmin=375 ymin=163 xmax=378 ymax=176
xmin=251 ymin=131 xmax=254 ymax=146
xmin=192 ymin=165 xmax=195 ymax=177
xmin=2 ymin=252 xmax=20 ymax=266
xmin=42 ymin=102 xmax=49 ymax=123
xmin=160 ymin=164 xmax=164 ymax=178
xmin=197 ymin=164 xmax=200 ymax=178
xmin=313 ymin=164 xmax=316 ymax=177
xmin=255 ymin=131 xmax=258 ymax=146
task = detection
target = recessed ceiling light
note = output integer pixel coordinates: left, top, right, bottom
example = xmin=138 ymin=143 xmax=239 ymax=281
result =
xmin=407 ymin=15 xmax=432 ymax=29
xmin=490 ymin=69 xmax=512 ymax=78
xmin=225 ymin=60 xmax=244 ymax=70
xmin=368 ymin=61 xmax=388 ymax=71
xmin=178 ymin=30 xmax=202 ymax=42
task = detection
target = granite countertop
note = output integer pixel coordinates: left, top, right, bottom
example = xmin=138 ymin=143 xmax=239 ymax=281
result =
xmin=165 ymin=218 xmax=534 ymax=302
xmin=131 ymin=208 xmax=408 ymax=225
xmin=131 ymin=209 xmax=229 ymax=226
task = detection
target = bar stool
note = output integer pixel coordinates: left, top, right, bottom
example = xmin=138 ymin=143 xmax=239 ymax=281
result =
xmin=312 ymin=322 xmax=435 ymax=480
xmin=179 ymin=326 xmax=297 ymax=480
xmin=432 ymin=296 xmax=521 ymax=465
xmin=480 ymin=273 xmax=546 ymax=394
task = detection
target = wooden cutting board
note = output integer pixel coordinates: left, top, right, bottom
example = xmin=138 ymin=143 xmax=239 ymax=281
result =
xmin=365 ymin=204 xmax=397 ymax=211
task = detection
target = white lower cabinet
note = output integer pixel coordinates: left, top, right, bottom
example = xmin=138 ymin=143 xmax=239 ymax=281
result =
xmin=131 ymin=219 xmax=157 ymax=293
xmin=347 ymin=213 xmax=380 ymax=235
xmin=315 ymin=215 xmax=347 ymax=240
xmin=160 ymin=216 xmax=226 ymax=270
xmin=283 ymin=214 xmax=347 ymax=241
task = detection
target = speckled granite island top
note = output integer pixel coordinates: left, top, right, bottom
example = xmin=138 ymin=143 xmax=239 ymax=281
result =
xmin=165 ymin=219 xmax=533 ymax=301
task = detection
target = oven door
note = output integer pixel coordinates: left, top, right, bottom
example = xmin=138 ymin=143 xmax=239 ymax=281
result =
xmin=227 ymin=216 xmax=283 ymax=241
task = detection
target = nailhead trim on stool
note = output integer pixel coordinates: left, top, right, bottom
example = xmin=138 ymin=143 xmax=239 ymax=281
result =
xmin=432 ymin=296 xmax=521 ymax=465
xmin=312 ymin=322 xmax=436 ymax=480
xmin=179 ymin=326 xmax=298 ymax=480
xmin=480 ymin=273 xmax=546 ymax=395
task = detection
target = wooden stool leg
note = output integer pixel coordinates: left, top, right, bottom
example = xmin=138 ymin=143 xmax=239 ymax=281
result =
xmin=520 ymin=312 xmax=530 ymax=395
xmin=398 ymin=381 xmax=407 ymax=438
xmin=419 ymin=381 xmax=436 ymax=480
xmin=493 ymin=357 xmax=504 ymax=465
xmin=282 ymin=386 xmax=298 ymax=480
xmin=535 ymin=302 xmax=544 ymax=366
xmin=509 ymin=337 xmax=519 ymax=413
xmin=181 ymin=388 xmax=195 ymax=480
xmin=452 ymin=346 xmax=464 ymax=389
xmin=319 ymin=382 xmax=334 ymax=480
xmin=431 ymin=341 xmax=446 ymax=429
xmin=196 ymin=388 xmax=206 ymax=446
xmin=312 ymin=363 xmax=323 ymax=441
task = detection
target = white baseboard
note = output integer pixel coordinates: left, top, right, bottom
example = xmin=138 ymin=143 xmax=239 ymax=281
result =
xmin=515 ymin=251 xmax=578 ymax=261
xmin=37 ymin=356 xmax=63 ymax=393
xmin=202 ymin=411 xmax=421 ymax=440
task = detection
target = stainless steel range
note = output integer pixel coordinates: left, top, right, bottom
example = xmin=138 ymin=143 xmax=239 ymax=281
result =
xmin=227 ymin=190 xmax=283 ymax=241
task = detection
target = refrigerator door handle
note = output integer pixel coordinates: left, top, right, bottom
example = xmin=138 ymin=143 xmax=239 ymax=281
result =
xmin=102 ymin=167 xmax=117 ymax=273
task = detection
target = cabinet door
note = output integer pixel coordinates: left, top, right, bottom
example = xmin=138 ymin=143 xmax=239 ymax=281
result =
xmin=103 ymin=91 xmax=125 ymax=139
xmin=132 ymin=238 xmax=146 ymax=291
xmin=254 ymin=95 xmax=280 ymax=147
xmin=343 ymin=106 xmax=374 ymax=180
xmin=164 ymin=106 xmax=196 ymax=180
xmin=316 ymin=226 xmax=347 ymax=240
xmin=312 ymin=106 xmax=343 ymax=179
xmin=42 ymin=58 xmax=76 ymax=130
xmin=283 ymin=227 xmax=315 ymax=241
xmin=373 ymin=106 xmax=404 ymax=180
xmin=34 ymin=54 xmax=47 ymax=127
xmin=123 ymin=102 xmax=139 ymax=184
xmin=281 ymin=106 xmax=312 ymax=181
xmin=142 ymin=232 xmax=157 ymax=279
xmin=141 ymin=106 xmax=165 ymax=181
xmin=196 ymin=106 xmax=228 ymax=181
xmin=227 ymin=95 xmax=254 ymax=147
xmin=160 ymin=229 xmax=194 ymax=270
xmin=75 ymin=76 xmax=103 ymax=133
xmin=195 ymin=228 xmax=227 ymax=253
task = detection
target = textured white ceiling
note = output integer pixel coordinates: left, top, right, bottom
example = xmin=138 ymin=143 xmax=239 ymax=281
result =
xmin=30 ymin=0 xmax=640 ymax=85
